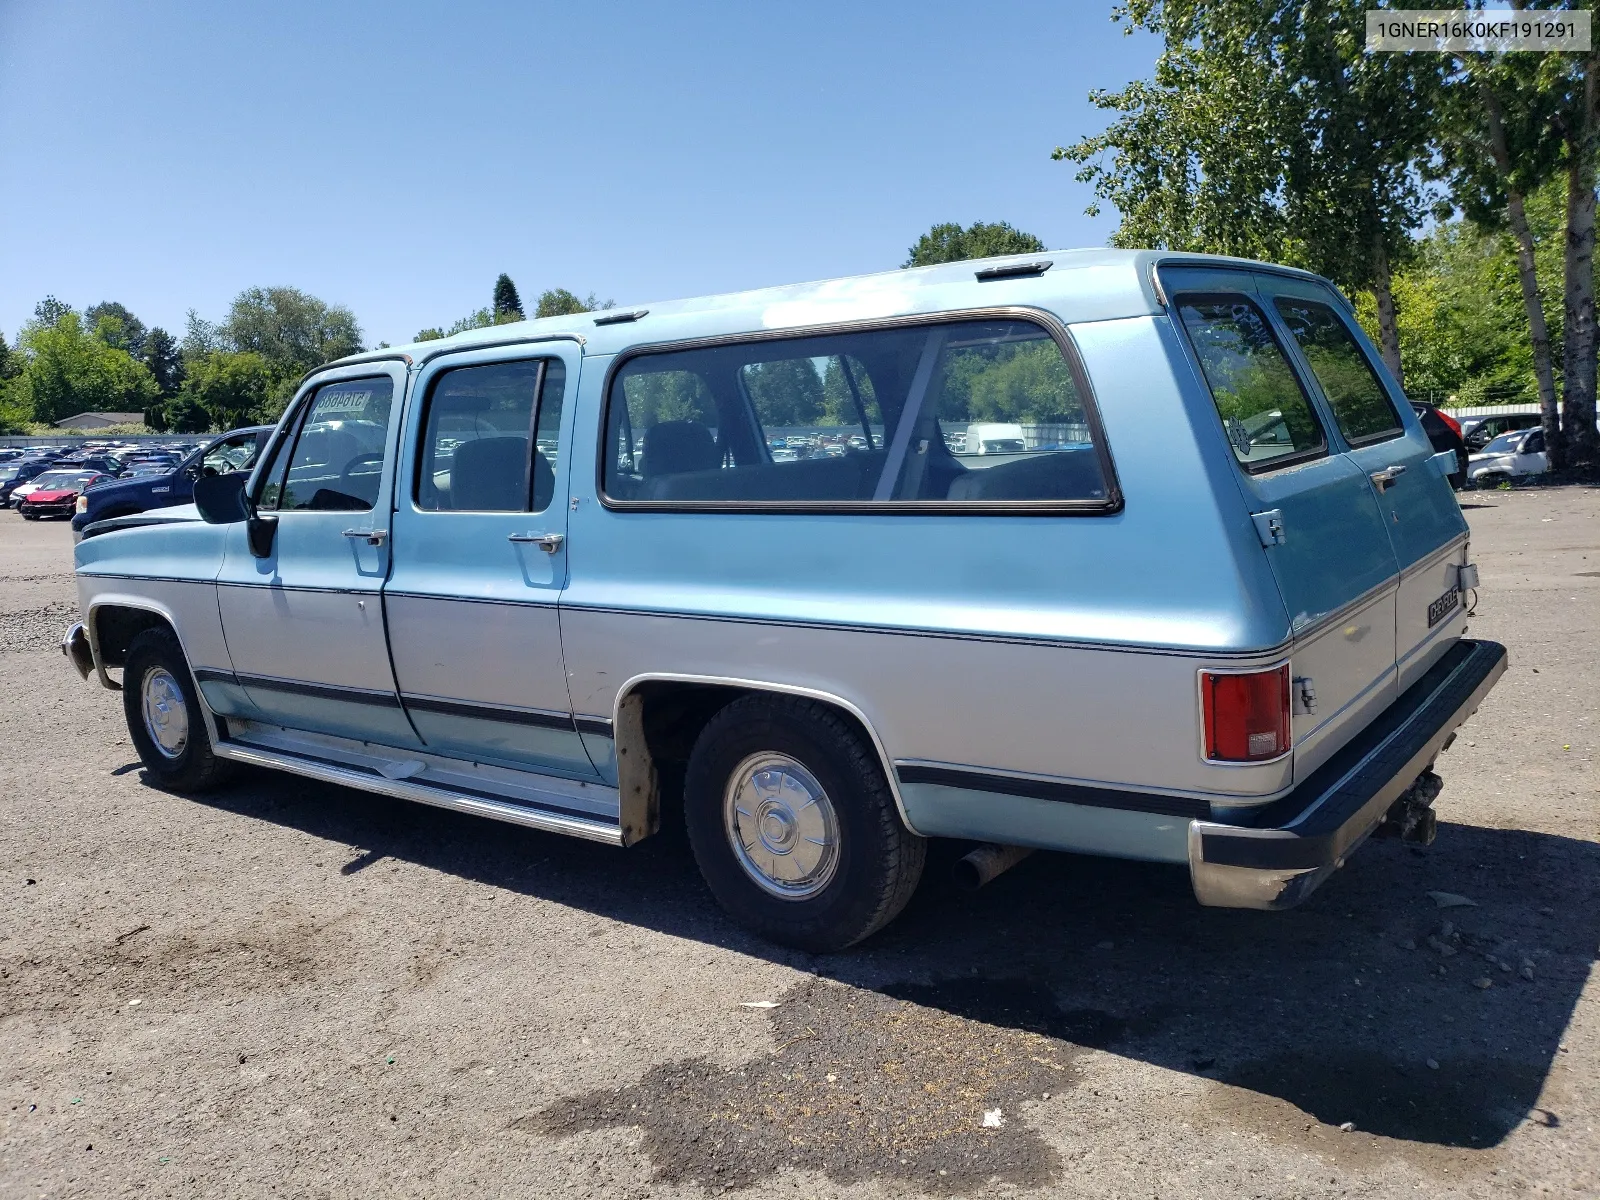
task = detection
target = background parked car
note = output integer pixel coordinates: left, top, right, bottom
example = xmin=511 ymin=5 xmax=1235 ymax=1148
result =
xmin=1410 ymin=401 xmax=1468 ymax=489
xmin=1462 ymin=412 xmax=1542 ymax=451
xmin=0 ymin=459 xmax=59 ymax=505
xmin=1468 ymin=427 xmax=1549 ymax=486
xmin=71 ymin=426 xmax=272 ymax=534
xmin=11 ymin=469 xmax=104 ymax=510
xmin=19 ymin=471 xmax=112 ymax=519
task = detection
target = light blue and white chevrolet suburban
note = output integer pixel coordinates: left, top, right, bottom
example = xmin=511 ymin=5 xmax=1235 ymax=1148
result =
xmin=63 ymin=250 xmax=1506 ymax=950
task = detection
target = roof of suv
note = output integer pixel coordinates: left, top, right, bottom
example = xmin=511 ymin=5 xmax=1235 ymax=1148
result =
xmin=314 ymin=248 xmax=1342 ymax=378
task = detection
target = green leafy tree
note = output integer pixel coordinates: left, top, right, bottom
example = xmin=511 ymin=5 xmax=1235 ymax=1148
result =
xmin=85 ymin=301 xmax=148 ymax=356
xmin=535 ymin=288 xmax=612 ymax=318
xmin=1056 ymin=0 xmax=1439 ymax=385
xmin=821 ymin=356 xmax=879 ymax=426
xmin=33 ymin=296 xmax=71 ymax=326
xmin=413 ymin=326 xmax=447 ymax=342
xmin=8 ymin=308 xmax=159 ymax=424
xmin=174 ymin=350 xmax=274 ymax=431
xmin=493 ymin=273 xmax=525 ymax=320
xmin=142 ymin=327 xmax=184 ymax=398
xmin=903 ymin=222 xmax=1046 ymax=267
xmin=221 ymin=285 xmax=362 ymax=373
xmin=1434 ymin=48 xmax=1566 ymax=456
xmin=743 ymin=358 xmax=826 ymax=426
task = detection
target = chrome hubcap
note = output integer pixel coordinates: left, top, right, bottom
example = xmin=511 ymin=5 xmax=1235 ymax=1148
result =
xmin=140 ymin=667 xmax=189 ymax=759
xmin=723 ymin=753 xmax=840 ymax=900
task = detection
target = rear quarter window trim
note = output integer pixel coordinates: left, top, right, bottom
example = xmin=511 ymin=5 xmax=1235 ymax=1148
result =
xmin=594 ymin=305 xmax=1123 ymax=516
xmin=1170 ymin=290 xmax=1331 ymax=477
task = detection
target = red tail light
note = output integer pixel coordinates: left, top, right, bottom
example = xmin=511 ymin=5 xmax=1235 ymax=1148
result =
xmin=1436 ymin=409 xmax=1462 ymax=438
xmin=1201 ymin=665 xmax=1291 ymax=762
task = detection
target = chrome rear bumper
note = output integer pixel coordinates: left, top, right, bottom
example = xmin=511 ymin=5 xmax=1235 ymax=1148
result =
xmin=1189 ymin=638 xmax=1508 ymax=910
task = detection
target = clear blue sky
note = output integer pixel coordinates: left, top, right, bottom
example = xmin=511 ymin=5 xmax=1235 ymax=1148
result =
xmin=0 ymin=1 xmax=1160 ymax=349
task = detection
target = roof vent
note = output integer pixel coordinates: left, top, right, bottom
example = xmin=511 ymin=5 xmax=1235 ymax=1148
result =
xmin=594 ymin=309 xmax=648 ymax=326
xmin=974 ymin=261 xmax=1053 ymax=282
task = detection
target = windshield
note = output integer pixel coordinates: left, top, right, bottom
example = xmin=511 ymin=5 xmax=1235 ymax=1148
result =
xmin=31 ymin=471 xmax=94 ymax=489
xmin=0 ymin=466 xmax=18 ymax=482
xmin=1480 ymin=431 xmax=1524 ymax=455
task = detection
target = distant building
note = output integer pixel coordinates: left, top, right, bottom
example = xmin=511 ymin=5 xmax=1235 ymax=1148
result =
xmin=52 ymin=412 xmax=147 ymax=430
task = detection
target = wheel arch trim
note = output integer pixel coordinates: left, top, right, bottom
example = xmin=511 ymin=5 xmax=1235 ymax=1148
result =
xmin=82 ymin=598 xmax=224 ymax=755
xmin=609 ymin=672 xmax=921 ymax=836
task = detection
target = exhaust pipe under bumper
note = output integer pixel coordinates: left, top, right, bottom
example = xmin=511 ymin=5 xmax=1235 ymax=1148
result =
xmin=954 ymin=843 xmax=1035 ymax=891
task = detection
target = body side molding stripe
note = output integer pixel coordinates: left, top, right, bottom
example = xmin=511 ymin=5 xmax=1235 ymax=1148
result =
xmin=895 ymin=763 xmax=1212 ymax=820
xmin=400 ymin=693 xmax=577 ymax=732
xmin=231 ymin=672 xmax=403 ymax=709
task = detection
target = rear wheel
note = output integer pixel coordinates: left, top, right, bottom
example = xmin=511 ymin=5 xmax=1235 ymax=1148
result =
xmin=123 ymin=627 xmax=235 ymax=793
xmin=684 ymin=694 xmax=924 ymax=952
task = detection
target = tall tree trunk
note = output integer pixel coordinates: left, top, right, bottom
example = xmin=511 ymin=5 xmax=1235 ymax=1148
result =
xmin=1481 ymin=82 xmax=1562 ymax=448
xmin=1371 ymin=233 xmax=1404 ymax=387
xmin=1562 ymin=54 xmax=1600 ymax=468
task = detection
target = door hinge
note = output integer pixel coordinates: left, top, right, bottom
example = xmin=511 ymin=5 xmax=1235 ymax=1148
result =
xmin=1295 ymin=675 xmax=1318 ymax=714
xmin=1251 ymin=509 xmax=1287 ymax=547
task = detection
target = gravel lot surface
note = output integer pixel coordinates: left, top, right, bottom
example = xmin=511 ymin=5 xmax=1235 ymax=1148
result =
xmin=0 ymin=491 xmax=1595 ymax=1199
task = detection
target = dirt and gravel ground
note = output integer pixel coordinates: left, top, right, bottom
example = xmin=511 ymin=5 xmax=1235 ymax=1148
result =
xmin=0 ymin=489 xmax=1595 ymax=1199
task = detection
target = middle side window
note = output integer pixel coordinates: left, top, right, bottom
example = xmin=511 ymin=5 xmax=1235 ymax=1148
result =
xmin=416 ymin=359 xmax=565 ymax=513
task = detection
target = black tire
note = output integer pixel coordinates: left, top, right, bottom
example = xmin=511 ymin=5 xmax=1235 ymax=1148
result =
xmin=122 ymin=627 xmax=235 ymax=793
xmin=683 ymin=694 xmax=925 ymax=952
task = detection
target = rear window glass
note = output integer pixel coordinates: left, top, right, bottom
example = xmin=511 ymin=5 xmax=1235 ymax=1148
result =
xmin=1272 ymin=298 xmax=1402 ymax=444
xmin=1177 ymin=297 xmax=1325 ymax=471
xmin=603 ymin=319 xmax=1110 ymax=508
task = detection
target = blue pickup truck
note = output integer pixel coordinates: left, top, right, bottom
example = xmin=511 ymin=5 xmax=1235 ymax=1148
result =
xmin=71 ymin=427 xmax=271 ymax=535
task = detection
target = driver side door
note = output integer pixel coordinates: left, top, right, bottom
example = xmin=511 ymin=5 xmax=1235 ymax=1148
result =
xmin=214 ymin=363 xmax=422 ymax=748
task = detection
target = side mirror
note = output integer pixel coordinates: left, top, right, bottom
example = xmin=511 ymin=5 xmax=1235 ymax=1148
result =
xmin=193 ymin=472 xmax=250 ymax=524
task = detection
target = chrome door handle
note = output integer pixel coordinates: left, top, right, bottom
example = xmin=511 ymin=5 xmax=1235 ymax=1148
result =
xmin=343 ymin=528 xmax=388 ymax=545
xmin=1369 ymin=465 xmax=1407 ymax=491
xmin=509 ymin=532 xmax=564 ymax=553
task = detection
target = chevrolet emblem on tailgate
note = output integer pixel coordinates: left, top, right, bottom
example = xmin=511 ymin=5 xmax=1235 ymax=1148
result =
xmin=1427 ymin=586 xmax=1461 ymax=628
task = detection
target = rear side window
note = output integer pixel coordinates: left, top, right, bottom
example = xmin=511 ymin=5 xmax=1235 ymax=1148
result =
xmin=1177 ymin=297 xmax=1325 ymax=472
xmin=415 ymin=359 xmax=565 ymax=513
xmin=1273 ymin=298 xmax=1402 ymax=444
xmin=602 ymin=317 xmax=1112 ymax=510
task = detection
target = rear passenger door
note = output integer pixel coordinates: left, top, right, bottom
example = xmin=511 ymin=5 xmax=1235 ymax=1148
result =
xmin=383 ymin=342 xmax=596 ymax=780
xmin=1256 ymin=274 xmax=1469 ymax=689
xmin=1162 ymin=265 xmax=1401 ymax=773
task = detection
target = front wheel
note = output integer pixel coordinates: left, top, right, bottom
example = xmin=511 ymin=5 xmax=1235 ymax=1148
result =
xmin=684 ymin=694 xmax=925 ymax=952
xmin=123 ymin=627 xmax=235 ymax=793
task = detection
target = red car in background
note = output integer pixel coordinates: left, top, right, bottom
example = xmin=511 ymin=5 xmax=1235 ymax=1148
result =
xmin=18 ymin=471 xmax=112 ymax=520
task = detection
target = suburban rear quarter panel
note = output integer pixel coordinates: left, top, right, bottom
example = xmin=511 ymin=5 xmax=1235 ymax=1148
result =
xmin=562 ymin=311 xmax=1300 ymax=818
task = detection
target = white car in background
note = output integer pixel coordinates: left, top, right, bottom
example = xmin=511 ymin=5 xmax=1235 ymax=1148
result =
xmin=1467 ymin=427 xmax=1548 ymax=486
